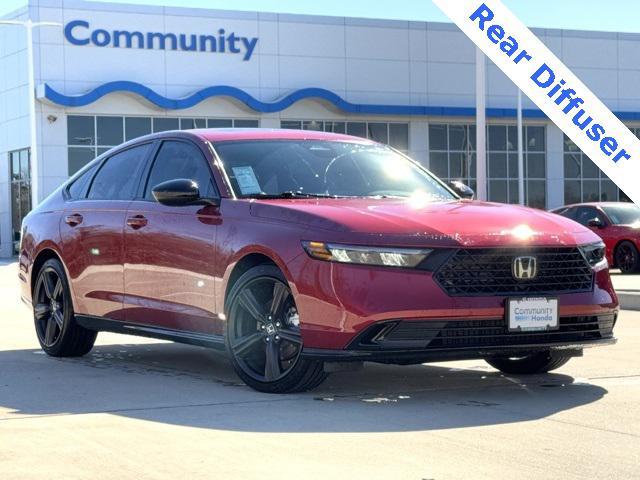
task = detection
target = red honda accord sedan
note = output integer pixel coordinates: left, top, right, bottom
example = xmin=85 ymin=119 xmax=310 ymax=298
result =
xmin=551 ymin=202 xmax=640 ymax=274
xmin=18 ymin=129 xmax=618 ymax=393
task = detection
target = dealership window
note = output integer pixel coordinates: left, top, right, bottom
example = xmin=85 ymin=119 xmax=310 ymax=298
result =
xmin=563 ymin=134 xmax=622 ymax=204
xmin=428 ymin=123 xmax=546 ymax=208
xmin=9 ymin=149 xmax=31 ymax=255
xmin=67 ymin=115 xmax=260 ymax=174
xmin=280 ymin=120 xmax=409 ymax=152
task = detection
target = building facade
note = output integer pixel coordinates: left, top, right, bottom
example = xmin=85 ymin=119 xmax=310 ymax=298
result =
xmin=1 ymin=0 xmax=639 ymax=256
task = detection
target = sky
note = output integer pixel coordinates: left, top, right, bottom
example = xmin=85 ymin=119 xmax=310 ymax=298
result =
xmin=2 ymin=0 xmax=640 ymax=33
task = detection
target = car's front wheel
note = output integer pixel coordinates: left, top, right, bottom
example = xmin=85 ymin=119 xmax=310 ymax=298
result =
xmin=33 ymin=258 xmax=97 ymax=357
xmin=225 ymin=265 xmax=327 ymax=393
xmin=485 ymin=350 xmax=572 ymax=375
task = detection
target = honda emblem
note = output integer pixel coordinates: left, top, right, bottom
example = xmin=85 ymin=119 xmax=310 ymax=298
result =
xmin=513 ymin=256 xmax=537 ymax=280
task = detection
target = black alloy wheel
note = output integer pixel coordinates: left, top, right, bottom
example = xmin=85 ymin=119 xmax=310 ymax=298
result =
xmin=34 ymin=265 xmax=66 ymax=348
xmin=226 ymin=265 xmax=327 ymax=393
xmin=615 ymin=241 xmax=640 ymax=274
xmin=33 ymin=259 xmax=97 ymax=357
xmin=485 ymin=350 xmax=572 ymax=374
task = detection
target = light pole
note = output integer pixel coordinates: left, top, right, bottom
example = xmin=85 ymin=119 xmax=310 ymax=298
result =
xmin=0 ymin=19 xmax=61 ymax=207
xmin=475 ymin=47 xmax=487 ymax=201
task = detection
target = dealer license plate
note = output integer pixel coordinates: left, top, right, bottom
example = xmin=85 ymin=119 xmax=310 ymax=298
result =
xmin=507 ymin=297 xmax=559 ymax=332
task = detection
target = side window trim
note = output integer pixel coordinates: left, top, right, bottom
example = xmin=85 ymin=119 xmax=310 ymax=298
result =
xmin=86 ymin=141 xmax=154 ymax=201
xmin=133 ymin=139 xmax=162 ymax=200
xmin=140 ymin=138 xmax=220 ymax=202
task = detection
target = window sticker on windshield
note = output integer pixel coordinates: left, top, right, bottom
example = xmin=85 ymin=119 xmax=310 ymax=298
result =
xmin=232 ymin=166 xmax=262 ymax=194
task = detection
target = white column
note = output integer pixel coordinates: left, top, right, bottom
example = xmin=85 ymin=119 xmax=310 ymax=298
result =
xmin=26 ymin=21 xmax=40 ymax=206
xmin=517 ymin=88 xmax=525 ymax=205
xmin=546 ymin=123 xmax=565 ymax=209
xmin=475 ymin=47 xmax=487 ymax=201
xmin=409 ymin=120 xmax=429 ymax=168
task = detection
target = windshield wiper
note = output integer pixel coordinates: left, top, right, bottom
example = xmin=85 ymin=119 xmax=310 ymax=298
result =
xmin=250 ymin=191 xmax=339 ymax=199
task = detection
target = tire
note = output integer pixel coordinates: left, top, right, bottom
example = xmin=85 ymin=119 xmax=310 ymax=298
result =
xmin=32 ymin=258 xmax=97 ymax=357
xmin=485 ymin=351 xmax=572 ymax=375
xmin=615 ymin=241 xmax=640 ymax=274
xmin=225 ymin=264 xmax=328 ymax=393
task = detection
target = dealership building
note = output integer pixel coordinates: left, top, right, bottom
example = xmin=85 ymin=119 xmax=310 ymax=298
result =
xmin=1 ymin=0 xmax=639 ymax=256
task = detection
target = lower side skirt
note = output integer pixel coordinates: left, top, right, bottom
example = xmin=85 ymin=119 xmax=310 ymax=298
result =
xmin=75 ymin=315 xmax=226 ymax=350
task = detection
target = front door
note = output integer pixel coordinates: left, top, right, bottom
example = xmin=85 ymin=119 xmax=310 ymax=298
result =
xmin=123 ymin=139 xmax=222 ymax=335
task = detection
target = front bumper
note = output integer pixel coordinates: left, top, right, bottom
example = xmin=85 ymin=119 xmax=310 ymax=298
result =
xmin=301 ymin=313 xmax=617 ymax=364
xmin=290 ymin=249 xmax=618 ymax=349
xmin=301 ymin=337 xmax=616 ymax=364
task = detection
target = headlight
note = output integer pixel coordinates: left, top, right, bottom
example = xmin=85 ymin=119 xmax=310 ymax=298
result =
xmin=302 ymin=241 xmax=432 ymax=268
xmin=579 ymin=241 xmax=607 ymax=269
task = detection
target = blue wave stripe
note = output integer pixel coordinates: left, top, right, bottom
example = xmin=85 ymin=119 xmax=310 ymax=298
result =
xmin=42 ymin=82 xmax=548 ymax=118
xmin=41 ymin=81 xmax=640 ymax=121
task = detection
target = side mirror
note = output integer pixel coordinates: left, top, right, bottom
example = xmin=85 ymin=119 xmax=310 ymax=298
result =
xmin=448 ymin=180 xmax=475 ymax=200
xmin=152 ymin=178 xmax=218 ymax=207
xmin=587 ymin=218 xmax=605 ymax=229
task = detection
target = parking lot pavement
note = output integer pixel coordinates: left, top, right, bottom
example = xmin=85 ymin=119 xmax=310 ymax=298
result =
xmin=611 ymin=270 xmax=640 ymax=310
xmin=1 ymin=260 xmax=639 ymax=480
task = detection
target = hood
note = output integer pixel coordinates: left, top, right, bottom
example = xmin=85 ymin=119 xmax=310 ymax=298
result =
xmin=250 ymin=198 xmax=601 ymax=247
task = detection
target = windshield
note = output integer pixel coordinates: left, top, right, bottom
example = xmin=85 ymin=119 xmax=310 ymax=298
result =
xmin=214 ymin=140 xmax=455 ymax=201
xmin=602 ymin=204 xmax=640 ymax=225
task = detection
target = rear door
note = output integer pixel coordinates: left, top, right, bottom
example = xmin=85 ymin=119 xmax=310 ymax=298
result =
xmin=123 ymin=139 xmax=222 ymax=335
xmin=60 ymin=143 xmax=152 ymax=320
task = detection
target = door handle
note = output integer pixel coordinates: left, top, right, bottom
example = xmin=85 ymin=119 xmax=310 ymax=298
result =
xmin=126 ymin=214 xmax=148 ymax=230
xmin=64 ymin=213 xmax=83 ymax=226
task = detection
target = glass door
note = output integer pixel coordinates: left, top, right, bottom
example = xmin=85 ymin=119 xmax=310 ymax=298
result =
xmin=10 ymin=149 xmax=31 ymax=255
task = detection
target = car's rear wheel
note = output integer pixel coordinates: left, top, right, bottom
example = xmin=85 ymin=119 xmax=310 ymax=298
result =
xmin=615 ymin=241 xmax=640 ymax=273
xmin=485 ymin=351 xmax=572 ymax=375
xmin=33 ymin=258 xmax=97 ymax=357
xmin=226 ymin=265 xmax=327 ymax=393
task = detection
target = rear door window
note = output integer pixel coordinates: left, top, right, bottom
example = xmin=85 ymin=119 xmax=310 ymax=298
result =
xmin=67 ymin=162 xmax=99 ymax=200
xmin=87 ymin=144 xmax=151 ymax=200
xmin=555 ymin=207 xmax=577 ymax=220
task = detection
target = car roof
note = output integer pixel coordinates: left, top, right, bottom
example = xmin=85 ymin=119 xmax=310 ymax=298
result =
xmin=97 ymin=128 xmax=381 ymax=163
xmin=553 ymin=202 xmax=634 ymax=210
xmin=189 ymin=128 xmax=376 ymax=144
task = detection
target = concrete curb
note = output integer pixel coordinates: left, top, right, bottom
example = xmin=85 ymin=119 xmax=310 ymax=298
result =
xmin=617 ymin=291 xmax=640 ymax=311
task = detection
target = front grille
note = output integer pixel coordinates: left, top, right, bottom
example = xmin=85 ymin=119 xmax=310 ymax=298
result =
xmin=354 ymin=315 xmax=615 ymax=350
xmin=434 ymin=247 xmax=593 ymax=296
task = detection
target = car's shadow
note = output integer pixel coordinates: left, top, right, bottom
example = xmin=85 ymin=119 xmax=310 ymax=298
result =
xmin=0 ymin=340 xmax=607 ymax=433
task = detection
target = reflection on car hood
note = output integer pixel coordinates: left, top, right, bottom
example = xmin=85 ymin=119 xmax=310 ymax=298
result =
xmin=250 ymin=198 xmax=601 ymax=247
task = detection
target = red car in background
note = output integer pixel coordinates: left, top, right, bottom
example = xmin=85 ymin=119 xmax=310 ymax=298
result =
xmin=18 ymin=129 xmax=618 ymax=393
xmin=551 ymin=202 xmax=640 ymax=274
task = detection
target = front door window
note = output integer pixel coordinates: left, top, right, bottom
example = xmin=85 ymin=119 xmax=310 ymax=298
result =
xmin=10 ymin=149 xmax=31 ymax=255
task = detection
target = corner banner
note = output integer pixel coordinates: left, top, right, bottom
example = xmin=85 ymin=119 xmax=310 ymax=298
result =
xmin=433 ymin=0 xmax=640 ymax=205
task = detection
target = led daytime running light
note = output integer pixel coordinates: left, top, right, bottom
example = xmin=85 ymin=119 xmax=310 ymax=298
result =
xmin=302 ymin=241 xmax=432 ymax=268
